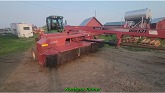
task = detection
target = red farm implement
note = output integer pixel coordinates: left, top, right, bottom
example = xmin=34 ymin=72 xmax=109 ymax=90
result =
xmin=32 ymin=25 xmax=165 ymax=68
xmin=32 ymin=28 xmax=105 ymax=67
xmin=32 ymin=10 xmax=165 ymax=67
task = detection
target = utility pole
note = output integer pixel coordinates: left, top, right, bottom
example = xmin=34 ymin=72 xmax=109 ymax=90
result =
xmin=95 ymin=10 xmax=96 ymax=18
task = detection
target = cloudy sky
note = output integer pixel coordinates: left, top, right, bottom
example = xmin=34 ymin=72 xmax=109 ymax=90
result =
xmin=0 ymin=1 xmax=165 ymax=28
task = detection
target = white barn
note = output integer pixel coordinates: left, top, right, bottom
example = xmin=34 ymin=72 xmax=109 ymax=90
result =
xmin=10 ymin=23 xmax=33 ymax=38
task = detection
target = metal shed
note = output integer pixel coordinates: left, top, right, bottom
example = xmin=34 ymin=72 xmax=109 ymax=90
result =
xmin=80 ymin=17 xmax=102 ymax=26
xmin=104 ymin=21 xmax=126 ymax=28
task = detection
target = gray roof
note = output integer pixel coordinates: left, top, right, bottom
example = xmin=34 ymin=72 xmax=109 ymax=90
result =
xmin=79 ymin=17 xmax=93 ymax=26
xmin=151 ymin=17 xmax=165 ymax=23
xmin=104 ymin=21 xmax=126 ymax=26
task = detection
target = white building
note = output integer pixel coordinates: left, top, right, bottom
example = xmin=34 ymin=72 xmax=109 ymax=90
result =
xmin=10 ymin=23 xmax=33 ymax=38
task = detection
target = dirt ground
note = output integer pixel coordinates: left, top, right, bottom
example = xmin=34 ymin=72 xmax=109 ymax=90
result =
xmin=0 ymin=47 xmax=165 ymax=92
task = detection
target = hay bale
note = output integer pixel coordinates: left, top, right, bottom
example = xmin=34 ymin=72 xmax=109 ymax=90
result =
xmin=149 ymin=40 xmax=155 ymax=45
xmin=141 ymin=39 xmax=147 ymax=44
xmin=154 ymin=40 xmax=161 ymax=47
xmin=145 ymin=39 xmax=151 ymax=44
xmin=132 ymin=37 xmax=139 ymax=43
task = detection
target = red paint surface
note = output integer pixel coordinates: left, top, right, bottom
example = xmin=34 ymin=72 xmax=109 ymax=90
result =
xmin=157 ymin=19 xmax=165 ymax=29
xmin=35 ymin=26 xmax=165 ymax=66
xmin=86 ymin=18 xmax=102 ymax=26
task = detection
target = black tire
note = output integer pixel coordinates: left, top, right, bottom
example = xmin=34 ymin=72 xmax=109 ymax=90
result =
xmin=31 ymin=47 xmax=37 ymax=61
xmin=45 ymin=55 xmax=58 ymax=68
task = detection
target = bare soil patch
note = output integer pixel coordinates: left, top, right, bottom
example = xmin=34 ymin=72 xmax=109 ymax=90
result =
xmin=0 ymin=47 xmax=165 ymax=92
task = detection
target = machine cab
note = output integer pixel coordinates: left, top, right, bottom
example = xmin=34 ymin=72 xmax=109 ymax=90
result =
xmin=46 ymin=15 xmax=64 ymax=33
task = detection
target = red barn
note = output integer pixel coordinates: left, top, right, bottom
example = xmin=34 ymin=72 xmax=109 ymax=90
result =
xmin=80 ymin=17 xmax=102 ymax=26
xmin=151 ymin=17 xmax=165 ymax=29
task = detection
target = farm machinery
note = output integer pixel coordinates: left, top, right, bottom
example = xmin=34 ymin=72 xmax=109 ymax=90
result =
xmin=32 ymin=15 xmax=106 ymax=67
xmin=46 ymin=15 xmax=64 ymax=32
xmin=32 ymin=9 xmax=165 ymax=68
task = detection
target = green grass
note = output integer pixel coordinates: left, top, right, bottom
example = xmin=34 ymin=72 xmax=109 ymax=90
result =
xmin=1 ymin=33 xmax=164 ymax=57
xmin=0 ymin=34 xmax=36 ymax=56
xmin=99 ymin=34 xmax=117 ymax=48
xmin=99 ymin=34 xmax=117 ymax=42
xmin=160 ymin=39 xmax=165 ymax=47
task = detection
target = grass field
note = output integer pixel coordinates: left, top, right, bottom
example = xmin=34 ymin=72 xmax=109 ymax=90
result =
xmin=99 ymin=34 xmax=117 ymax=42
xmin=0 ymin=33 xmax=164 ymax=57
xmin=0 ymin=34 xmax=36 ymax=56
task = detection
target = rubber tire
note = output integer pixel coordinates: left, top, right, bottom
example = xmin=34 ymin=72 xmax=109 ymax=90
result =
xmin=31 ymin=47 xmax=37 ymax=61
xmin=45 ymin=55 xmax=57 ymax=68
